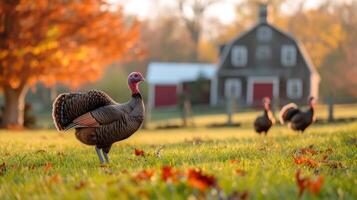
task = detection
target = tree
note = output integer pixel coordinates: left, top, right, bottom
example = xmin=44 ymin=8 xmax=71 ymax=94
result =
xmin=177 ymin=0 xmax=220 ymax=61
xmin=0 ymin=0 xmax=139 ymax=128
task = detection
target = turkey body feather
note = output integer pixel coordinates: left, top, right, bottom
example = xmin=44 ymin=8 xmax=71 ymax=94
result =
xmin=52 ymin=90 xmax=145 ymax=150
xmin=279 ymin=103 xmax=314 ymax=132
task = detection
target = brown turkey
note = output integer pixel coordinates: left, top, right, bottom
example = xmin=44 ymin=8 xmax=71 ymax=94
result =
xmin=52 ymin=72 xmax=145 ymax=163
xmin=254 ymin=97 xmax=275 ymax=135
xmin=279 ymin=97 xmax=316 ymax=133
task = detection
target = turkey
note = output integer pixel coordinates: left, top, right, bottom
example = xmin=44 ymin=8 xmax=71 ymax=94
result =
xmin=254 ymin=97 xmax=275 ymax=135
xmin=52 ymin=72 xmax=145 ymax=163
xmin=279 ymin=97 xmax=316 ymax=132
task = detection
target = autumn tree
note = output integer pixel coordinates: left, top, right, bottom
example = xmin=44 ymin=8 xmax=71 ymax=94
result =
xmin=177 ymin=0 xmax=221 ymax=61
xmin=0 ymin=0 xmax=139 ymax=128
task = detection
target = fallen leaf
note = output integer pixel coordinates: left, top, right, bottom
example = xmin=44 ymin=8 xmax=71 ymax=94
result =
xmin=229 ymin=159 xmax=240 ymax=164
xmin=44 ymin=162 xmax=53 ymax=172
xmin=227 ymin=190 xmax=249 ymax=200
xmin=75 ymin=181 xmax=87 ymax=190
xmin=235 ymin=169 xmax=246 ymax=176
xmin=296 ymin=169 xmax=324 ymax=197
xmin=187 ymin=169 xmax=216 ymax=191
xmin=299 ymin=147 xmax=318 ymax=155
xmin=47 ymin=174 xmax=62 ymax=185
xmin=133 ymin=169 xmax=154 ymax=182
xmin=296 ymin=169 xmax=309 ymax=197
xmin=0 ymin=162 xmax=6 ymax=176
xmin=161 ymin=166 xmax=182 ymax=183
xmin=293 ymin=156 xmax=319 ymax=168
xmin=308 ymin=176 xmax=324 ymax=195
xmin=134 ymin=149 xmax=145 ymax=156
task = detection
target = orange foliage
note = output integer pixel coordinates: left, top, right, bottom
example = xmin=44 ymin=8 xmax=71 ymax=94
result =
xmin=161 ymin=166 xmax=182 ymax=183
xmin=134 ymin=148 xmax=145 ymax=156
xmin=296 ymin=169 xmax=324 ymax=197
xmin=187 ymin=168 xmax=216 ymax=191
xmin=293 ymin=156 xmax=319 ymax=168
xmin=0 ymin=0 xmax=140 ymax=90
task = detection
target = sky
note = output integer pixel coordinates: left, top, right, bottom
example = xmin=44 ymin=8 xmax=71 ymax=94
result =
xmin=108 ymin=0 xmax=330 ymax=24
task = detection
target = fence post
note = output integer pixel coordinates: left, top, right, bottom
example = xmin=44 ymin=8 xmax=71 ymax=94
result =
xmin=328 ymin=97 xmax=334 ymax=122
xmin=226 ymin=96 xmax=236 ymax=125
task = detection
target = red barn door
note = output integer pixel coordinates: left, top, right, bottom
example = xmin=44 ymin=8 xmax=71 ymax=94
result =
xmin=154 ymin=85 xmax=177 ymax=107
xmin=253 ymin=83 xmax=273 ymax=106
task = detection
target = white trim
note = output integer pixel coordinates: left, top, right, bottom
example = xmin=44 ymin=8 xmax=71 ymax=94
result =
xmin=224 ymin=78 xmax=242 ymax=99
xmin=256 ymin=26 xmax=272 ymax=42
xmin=247 ymin=76 xmax=279 ymax=105
xmin=281 ymin=45 xmax=297 ymax=67
xmin=287 ymin=79 xmax=303 ymax=99
xmin=231 ymin=45 xmax=247 ymax=67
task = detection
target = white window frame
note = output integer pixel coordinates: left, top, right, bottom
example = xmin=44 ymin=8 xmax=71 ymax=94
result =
xmin=231 ymin=45 xmax=247 ymax=67
xmin=287 ymin=79 xmax=303 ymax=99
xmin=225 ymin=78 xmax=242 ymax=99
xmin=256 ymin=26 xmax=272 ymax=42
xmin=281 ymin=45 xmax=297 ymax=67
xmin=256 ymin=45 xmax=271 ymax=61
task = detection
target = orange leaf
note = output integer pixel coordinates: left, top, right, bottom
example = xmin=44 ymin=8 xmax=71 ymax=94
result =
xmin=308 ymin=176 xmax=324 ymax=195
xmin=161 ymin=166 xmax=182 ymax=183
xmin=75 ymin=181 xmax=87 ymax=190
xmin=0 ymin=162 xmax=6 ymax=176
xmin=229 ymin=159 xmax=240 ymax=164
xmin=235 ymin=169 xmax=246 ymax=176
xmin=296 ymin=169 xmax=309 ymax=197
xmin=134 ymin=149 xmax=145 ymax=156
xmin=187 ymin=169 xmax=216 ymax=191
xmin=133 ymin=169 xmax=154 ymax=182
xmin=44 ymin=162 xmax=53 ymax=172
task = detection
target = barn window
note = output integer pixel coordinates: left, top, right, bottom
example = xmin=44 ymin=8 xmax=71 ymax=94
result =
xmin=256 ymin=45 xmax=271 ymax=61
xmin=287 ymin=79 xmax=302 ymax=99
xmin=231 ymin=46 xmax=247 ymax=67
xmin=225 ymin=79 xmax=242 ymax=99
xmin=281 ymin=45 xmax=297 ymax=66
xmin=257 ymin=26 xmax=272 ymax=42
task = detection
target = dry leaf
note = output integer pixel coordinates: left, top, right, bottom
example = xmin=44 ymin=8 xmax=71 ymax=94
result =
xmin=133 ymin=169 xmax=154 ymax=182
xmin=187 ymin=169 xmax=216 ymax=191
xmin=75 ymin=181 xmax=87 ymax=190
xmin=235 ymin=169 xmax=246 ymax=176
xmin=134 ymin=149 xmax=145 ymax=156
xmin=0 ymin=162 xmax=6 ymax=176
xmin=44 ymin=162 xmax=53 ymax=172
xmin=161 ymin=166 xmax=182 ymax=183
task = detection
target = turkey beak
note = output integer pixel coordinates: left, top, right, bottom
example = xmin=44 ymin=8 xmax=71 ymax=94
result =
xmin=141 ymin=77 xmax=145 ymax=82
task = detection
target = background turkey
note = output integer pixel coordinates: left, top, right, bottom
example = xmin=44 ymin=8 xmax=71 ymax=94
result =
xmin=254 ymin=97 xmax=275 ymax=135
xmin=52 ymin=72 xmax=145 ymax=163
xmin=279 ymin=97 xmax=316 ymax=133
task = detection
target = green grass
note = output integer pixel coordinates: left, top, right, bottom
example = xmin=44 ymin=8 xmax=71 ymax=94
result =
xmin=0 ymin=118 xmax=357 ymax=199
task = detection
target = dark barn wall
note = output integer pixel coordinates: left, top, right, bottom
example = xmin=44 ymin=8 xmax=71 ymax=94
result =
xmin=218 ymin=23 xmax=313 ymax=106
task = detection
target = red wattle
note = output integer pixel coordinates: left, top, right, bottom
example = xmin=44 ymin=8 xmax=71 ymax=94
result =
xmin=129 ymin=82 xmax=140 ymax=94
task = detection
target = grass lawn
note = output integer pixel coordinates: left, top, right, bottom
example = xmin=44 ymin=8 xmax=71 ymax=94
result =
xmin=0 ymin=118 xmax=357 ymax=199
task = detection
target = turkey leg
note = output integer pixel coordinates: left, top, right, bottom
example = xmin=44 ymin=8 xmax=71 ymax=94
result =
xmin=103 ymin=151 xmax=110 ymax=163
xmin=95 ymin=146 xmax=105 ymax=164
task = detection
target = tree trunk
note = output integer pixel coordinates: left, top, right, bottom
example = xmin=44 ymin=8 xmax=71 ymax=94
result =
xmin=1 ymin=85 xmax=28 ymax=128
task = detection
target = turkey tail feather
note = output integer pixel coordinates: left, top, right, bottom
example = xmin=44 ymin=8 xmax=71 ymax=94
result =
xmin=52 ymin=90 xmax=115 ymax=131
xmin=279 ymin=103 xmax=299 ymax=124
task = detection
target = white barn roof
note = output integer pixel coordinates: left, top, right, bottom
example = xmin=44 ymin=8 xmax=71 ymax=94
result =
xmin=147 ymin=62 xmax=217 ymax=85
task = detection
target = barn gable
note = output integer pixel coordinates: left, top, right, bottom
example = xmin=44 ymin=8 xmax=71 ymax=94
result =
xmin=216 ymin=4 xmax=320 ymax=107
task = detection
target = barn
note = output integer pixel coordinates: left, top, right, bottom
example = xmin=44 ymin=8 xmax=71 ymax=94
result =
xmin=146 ymin=62 xmax=217 ymax=109
xmin=216 ymin=4 xmax=320 ymax=107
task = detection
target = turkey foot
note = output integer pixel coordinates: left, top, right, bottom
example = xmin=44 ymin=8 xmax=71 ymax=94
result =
xmin=95 ymin=146 xmax=105 ymax=164
xmin=103 ymin=151 xmax=110 ymax=163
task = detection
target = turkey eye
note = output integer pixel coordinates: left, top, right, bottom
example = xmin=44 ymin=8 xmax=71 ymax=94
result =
xmin=134 ymin=74 xmax=138 ymax=77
